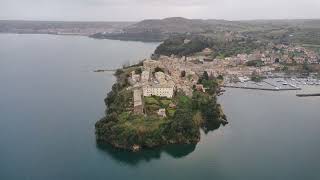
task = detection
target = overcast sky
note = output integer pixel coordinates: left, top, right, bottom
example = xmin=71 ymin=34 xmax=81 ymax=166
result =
xmin=1 ymin=0 xmax=320 ymax=21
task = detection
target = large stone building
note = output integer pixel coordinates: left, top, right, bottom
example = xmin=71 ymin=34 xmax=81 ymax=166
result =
xmin=142 ymin=85 xmax=174 ymax=98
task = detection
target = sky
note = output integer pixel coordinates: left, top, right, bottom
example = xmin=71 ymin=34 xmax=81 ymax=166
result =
xmin=1 ymin=0 xmax=320 ymax=21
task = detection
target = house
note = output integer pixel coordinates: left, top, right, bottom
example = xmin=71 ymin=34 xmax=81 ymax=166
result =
xmin=131 ymin=71 xmax=141 ymax=83
xmin=195 ymin=84 xmax=205 ymax=92
xmin=155 ymin=72 xmax=166 ymax=84
xmin=157 ymin=108 xmax=167 ymax=117
xmin=142 ymin=85 xmax=174 ymax=98
xmin=238 ymin=76 xmax=250 ymax=83
xmin=184 ymin=39 xmax=191 ymax=44
xmin=169 ymin=103 xmax=176 ymax=109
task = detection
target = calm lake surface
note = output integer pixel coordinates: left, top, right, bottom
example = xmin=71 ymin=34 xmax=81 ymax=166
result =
xmin=1 ymin=34 xmax=320 ymax=180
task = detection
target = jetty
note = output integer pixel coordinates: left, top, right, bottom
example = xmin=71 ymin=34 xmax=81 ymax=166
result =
xmin=296 ymin=93 xmax=320 ymax=97
xmin=93 ymin=69 xmax=117 ymax=72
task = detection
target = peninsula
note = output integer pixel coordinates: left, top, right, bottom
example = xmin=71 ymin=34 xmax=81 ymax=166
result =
xmin=95 ymin=56 xmax=228 ymax=151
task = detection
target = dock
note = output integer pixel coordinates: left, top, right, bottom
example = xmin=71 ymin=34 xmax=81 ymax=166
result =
xmin=93 ymin=69 xmax=117 ymax=72
xmin=296 ymin=93 xmax=320 ymax=97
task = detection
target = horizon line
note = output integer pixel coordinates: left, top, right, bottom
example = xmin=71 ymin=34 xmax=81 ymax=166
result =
xmin=1 ymin=17 xmax=320 ymax=23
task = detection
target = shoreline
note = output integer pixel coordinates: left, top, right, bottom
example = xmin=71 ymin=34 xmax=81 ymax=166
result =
xmin=0 ymin=32 xmax=162 ymax=43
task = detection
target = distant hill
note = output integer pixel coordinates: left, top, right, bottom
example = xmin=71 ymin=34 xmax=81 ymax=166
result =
xmin=2 ymin=18 xmax=320 ymax=45
xmin=90 ymin=17 xmax=251 ymax=42
xmin=124 ymin=17 xmax=247 ymax=33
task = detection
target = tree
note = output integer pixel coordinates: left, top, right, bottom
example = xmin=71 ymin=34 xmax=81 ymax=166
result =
xmin=246 ymin=60 xmax=264 ymax=67
xmin=217 ymin=75 xmax=224 ymax=80
xmin=135 ymin=68 xmax=142 ymax=74
xmin=173 ymin=108 xmax=194 ymax=131
xmin=181 ymin=70 xmax=186 ymax=78
xmin=282 ymin=65 xmax=289 ymax=72
xmin=154 ymin=67 xmax=164 ymax=73
xmin=203 ymin=71 xmax=209 ymax=80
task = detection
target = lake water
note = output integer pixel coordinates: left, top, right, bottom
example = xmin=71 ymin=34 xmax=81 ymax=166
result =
xmin=1 ymin=34 xmax=320 ymax=180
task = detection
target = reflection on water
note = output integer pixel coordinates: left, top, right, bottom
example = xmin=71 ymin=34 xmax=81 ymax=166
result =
xmin=96 ymin=142 xmax=196 ymax=165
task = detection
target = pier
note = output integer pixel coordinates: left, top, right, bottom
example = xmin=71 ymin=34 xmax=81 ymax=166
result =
xmin=296 ymin=93 xmax=320 ymax=97
xmin=93 ymin=69 xmax=117 ymax=72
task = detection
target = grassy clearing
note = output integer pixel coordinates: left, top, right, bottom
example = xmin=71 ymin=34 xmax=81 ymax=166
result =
xmin=160 ymin=99 xmax=172 ymax=107
xmin=144 ymin=96 xmax=174 ymax=115
xmin=116 ymin=113 xmax=167 ymax=134
xmin=145 ymin=97 xmax=159 ymax=105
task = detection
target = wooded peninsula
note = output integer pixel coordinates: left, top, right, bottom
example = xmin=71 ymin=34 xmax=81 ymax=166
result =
xmin=95 ymin=59 xmax=227 ymax=151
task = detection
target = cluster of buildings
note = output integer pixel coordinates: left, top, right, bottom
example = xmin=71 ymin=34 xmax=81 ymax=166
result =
xmin=230 ymin=44 xmax=319 ymax=65
xmin=129 ymin=60 xmax=176 ymax=114
xmin=183 ymin=44 xmax=319 ymax=81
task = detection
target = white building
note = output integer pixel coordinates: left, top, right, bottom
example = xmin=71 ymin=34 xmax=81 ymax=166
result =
xmin=157 ymin=108 xmax=167 ymax=117
xmin=131 ymin=71 xmax=141 ymax=83
xmin=143 ymin=85 xmax=174 ymax=98
xmin=155 ymin=71 xmax=166 ymax=84
xmin=238 ymin=76 xmax=250 ymax=83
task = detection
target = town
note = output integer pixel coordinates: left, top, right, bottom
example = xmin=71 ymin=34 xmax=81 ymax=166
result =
xmin=126 ymin=42 xmax=320 ymax=117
